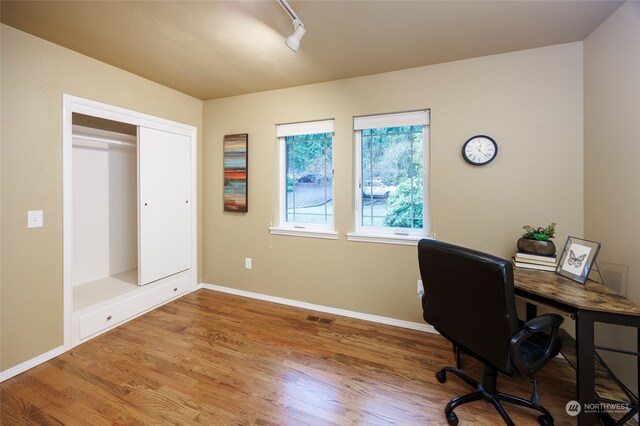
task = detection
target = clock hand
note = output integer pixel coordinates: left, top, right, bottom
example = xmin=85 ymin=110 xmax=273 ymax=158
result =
xmin=476 ymin=148 xmax=490 ymax=160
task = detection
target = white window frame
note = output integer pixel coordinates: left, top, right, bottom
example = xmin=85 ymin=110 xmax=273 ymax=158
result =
xmin=270 ymin=119 xmax=338 ymax=240
xmin=347 ymin=110 xmax=430 ymax=246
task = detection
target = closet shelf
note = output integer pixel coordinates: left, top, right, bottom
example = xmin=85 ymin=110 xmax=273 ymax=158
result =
xmin=73 ymin=270 xmax=139 ymax=312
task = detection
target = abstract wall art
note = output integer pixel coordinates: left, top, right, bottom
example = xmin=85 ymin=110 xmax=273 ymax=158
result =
xmin=223 ymin=133 xmax=248 ymax=212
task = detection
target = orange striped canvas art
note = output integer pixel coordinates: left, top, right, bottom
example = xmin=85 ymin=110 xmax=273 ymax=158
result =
xmin=223 ymin=133 xmax=248 ymax=212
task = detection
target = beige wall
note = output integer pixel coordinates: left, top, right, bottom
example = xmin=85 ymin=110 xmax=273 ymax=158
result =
xmin=584 ymin=0 xmax=640 ymax=392
xmin=0 ymin=24 xmax=203 ymax=370
xmin=203 ymin=43 xmax=584 ymax=323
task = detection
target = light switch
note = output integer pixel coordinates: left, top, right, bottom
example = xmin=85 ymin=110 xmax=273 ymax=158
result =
xmin=245 ymin=258 xmax=252 ymax=270
xmin=27 ymin=210 xmax=43 ymax=228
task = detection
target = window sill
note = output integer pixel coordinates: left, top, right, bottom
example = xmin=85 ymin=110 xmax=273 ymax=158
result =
xmin=346 ymin=232 xmax=426 ymax=246
xmin=269 ymin=226 xmax=339 ymax=240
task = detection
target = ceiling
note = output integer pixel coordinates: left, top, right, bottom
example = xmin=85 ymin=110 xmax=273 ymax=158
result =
xmin=1 ymin=0 xmax=625 ymax=100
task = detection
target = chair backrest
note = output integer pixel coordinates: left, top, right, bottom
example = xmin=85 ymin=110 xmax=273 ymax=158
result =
xmin=418 ymin=239 xmax=520 ymax=372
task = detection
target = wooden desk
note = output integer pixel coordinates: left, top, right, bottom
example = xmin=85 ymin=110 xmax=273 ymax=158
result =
xmin=514 ymin=268 xmax=640 ymax=425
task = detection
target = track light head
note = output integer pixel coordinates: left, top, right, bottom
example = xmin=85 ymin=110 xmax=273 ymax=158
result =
xmin=285 ymin=19 xmax=306 ymax=52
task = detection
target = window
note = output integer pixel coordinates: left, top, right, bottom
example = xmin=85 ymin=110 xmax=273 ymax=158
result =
xmin=349 ymin=111 xmax=430 ymax=244
xmin=271 ymin=120 xmax=337 ymax=239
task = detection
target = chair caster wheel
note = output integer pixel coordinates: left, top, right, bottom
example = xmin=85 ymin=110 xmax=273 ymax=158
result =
xmin=436 ymin=370 xmax=447 ymax=383
xmin=538 ymin=414 xmax=553 ymax=426
xmin=446 ymin=411 xmax=459 ymax=426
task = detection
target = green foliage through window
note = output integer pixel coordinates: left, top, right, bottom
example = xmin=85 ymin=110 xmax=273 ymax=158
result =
xmin=361 ymin=126 xmax=424 ymax=229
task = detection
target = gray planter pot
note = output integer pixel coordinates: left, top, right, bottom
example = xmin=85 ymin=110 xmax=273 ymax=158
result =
xmin=516 ymin=238 xmax=556 ymax=256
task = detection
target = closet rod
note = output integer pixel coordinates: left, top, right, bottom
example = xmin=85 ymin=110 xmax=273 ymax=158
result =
xmin=73 ymin=134 xmax=136 ymax=148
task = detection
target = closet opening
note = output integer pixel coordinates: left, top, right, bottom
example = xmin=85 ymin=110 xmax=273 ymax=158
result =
xmin=72 ymin=113 xmax=139 ymax=311
xmin=64 ymin=95 xmax=197 ymax=348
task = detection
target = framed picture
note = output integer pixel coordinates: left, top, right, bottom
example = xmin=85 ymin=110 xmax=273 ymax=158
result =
xmin=223 ymin=133 xmax=248 ymax=212
xmin=556 ymin=236 xmax=601 ymax=284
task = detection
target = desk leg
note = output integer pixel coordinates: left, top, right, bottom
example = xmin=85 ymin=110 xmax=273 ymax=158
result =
xmin=576 ymin=311 xmax=596 ymax=426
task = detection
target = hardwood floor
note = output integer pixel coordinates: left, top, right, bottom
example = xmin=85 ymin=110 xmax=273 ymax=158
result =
xmin=1 ymin=289 xmax=578 ymax=425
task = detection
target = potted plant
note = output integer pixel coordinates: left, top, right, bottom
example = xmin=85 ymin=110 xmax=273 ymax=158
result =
xmin=517 ymin=222 xmax=557 ymax=256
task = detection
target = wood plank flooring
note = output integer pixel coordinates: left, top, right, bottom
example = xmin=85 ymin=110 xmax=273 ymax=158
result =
xmin=1 ymin=289 xmax=578 ymax=425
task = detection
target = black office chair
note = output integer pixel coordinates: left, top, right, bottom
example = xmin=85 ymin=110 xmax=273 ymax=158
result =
xmin=418 ymin=239 xmax=563 ymax=426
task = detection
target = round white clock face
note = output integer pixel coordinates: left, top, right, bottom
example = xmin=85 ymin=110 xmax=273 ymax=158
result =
xmin=462 ymin=135 xmax=498 ymax=166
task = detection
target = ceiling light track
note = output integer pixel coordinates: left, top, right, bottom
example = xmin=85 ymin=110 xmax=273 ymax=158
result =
xmin=278 ymin=0 xmax=306 ymax=52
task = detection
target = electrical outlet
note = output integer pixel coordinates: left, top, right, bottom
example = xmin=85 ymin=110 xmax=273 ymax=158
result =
xmin=245 ymin=258 xmax=252 ymax=270
xmin=417 ymin=279 xmax=424 ymax=295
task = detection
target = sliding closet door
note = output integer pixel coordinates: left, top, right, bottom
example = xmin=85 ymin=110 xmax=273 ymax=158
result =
xmin=138 ymin=127 xmax=191 ymax=285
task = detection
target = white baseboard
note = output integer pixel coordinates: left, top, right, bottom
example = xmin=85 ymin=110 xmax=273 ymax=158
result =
xmin=0 ymin=345 xmax=67 ymax=382
xmin=200 ymin=282 xmax=437 ymax=335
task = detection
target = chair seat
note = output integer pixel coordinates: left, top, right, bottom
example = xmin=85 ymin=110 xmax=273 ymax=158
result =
xmin=443 ymin=327 xmax=562 ymax=375
xmin=518 ymin=327 xmax=562 ymax=366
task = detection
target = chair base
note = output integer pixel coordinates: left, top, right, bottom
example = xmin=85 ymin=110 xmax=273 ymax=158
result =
xmin=436 ymin=366 xmax=554 ymax=426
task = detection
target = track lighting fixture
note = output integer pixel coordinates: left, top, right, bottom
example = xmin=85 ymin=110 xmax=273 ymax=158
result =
xmin=286 ymin=19 xmax=306 ymax=52
xmin=278 ymin=0 xmax=306 ymax=52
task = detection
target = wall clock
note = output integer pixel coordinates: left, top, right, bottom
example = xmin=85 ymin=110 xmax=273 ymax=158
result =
xmin=462 ymin=135 xmax=498 ymax=166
